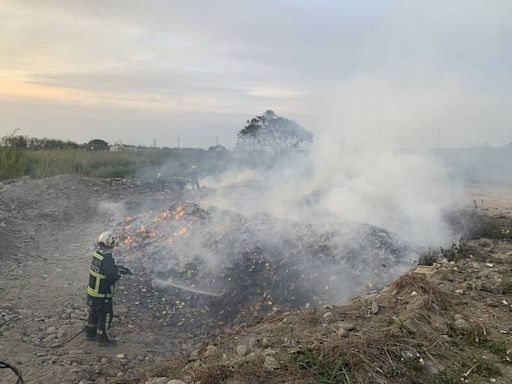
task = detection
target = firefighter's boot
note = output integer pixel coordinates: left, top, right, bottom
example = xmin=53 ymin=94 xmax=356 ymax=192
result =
xmin=98 ymin=331 xmax=117 ymax=346
xmin=85 ymin=326 xmax=97 ymax=340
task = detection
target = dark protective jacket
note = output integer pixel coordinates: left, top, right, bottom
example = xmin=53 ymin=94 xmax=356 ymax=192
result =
xmin=87 ymin=248 xmax=121 ymax=300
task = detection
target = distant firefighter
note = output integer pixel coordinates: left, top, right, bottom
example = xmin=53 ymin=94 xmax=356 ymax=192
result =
xmin=157 ymin=172 xmax=164 ymax=192
xmin=86 ymin=231 xmax=131 ymax=345
xmin=190 ymin=165 xmax=200 ymax=191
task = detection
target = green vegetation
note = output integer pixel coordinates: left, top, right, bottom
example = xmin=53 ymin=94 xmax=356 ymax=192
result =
xmin=0 ymin=147 xmax=171 ymax=180
xmin=426 ymin=355 xmax=501 ymax=384
xmin=462 ymin=355 xmax=502 ymax=377
xmin=0 ymin=134 xmax=234 ymax=181
xmin=487 ymin=340 xmax=509 ymax=359
xmin=465 ymin=326 xmax=488 ymax=347
xmin=1 ymin=134 xmax=79 ymax=150
xmin=294 ymin=348 xmax=352 ymax=384
xmin=418 ymin=239 xmax=478 ymax=266
xmin=446 ymin=210 xmax=512 ymax=241
xmin=496 ymin=279 xmax=512 ymax=295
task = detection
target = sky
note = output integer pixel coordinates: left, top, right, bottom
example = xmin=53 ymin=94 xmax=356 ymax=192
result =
xmin=0 ymin=0 xmax=511 ymax=148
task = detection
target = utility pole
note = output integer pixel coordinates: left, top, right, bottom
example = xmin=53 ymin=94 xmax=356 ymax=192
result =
xmin=153 ymin=138 xmax=156 ymax=147
xmin=177 ymin=137 xmax=180 ymax=149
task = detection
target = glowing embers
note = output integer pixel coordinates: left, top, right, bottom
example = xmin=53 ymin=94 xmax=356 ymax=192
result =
xmin=123 ymin=235 xmax=135 ymax=246
xmin=160 ymin=210 xmax=172 ymax=220
xmin=118 ymin=203 xmax=205 ymax=254
xmin=175 ymin=206 xmax=186 ymax=220
xmin=177 ymin=227 xmax=189 ymax=237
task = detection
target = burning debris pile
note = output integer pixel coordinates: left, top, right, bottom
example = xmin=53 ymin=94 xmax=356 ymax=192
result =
xmin=116 ymin=202 xmax=413 ymax=326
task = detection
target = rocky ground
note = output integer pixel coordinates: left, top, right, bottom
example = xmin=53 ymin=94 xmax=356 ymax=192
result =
xmin=0 ymin=175 xmax=207 ymax=384
xmin=1 ymin=176 xmax=512 ymax=384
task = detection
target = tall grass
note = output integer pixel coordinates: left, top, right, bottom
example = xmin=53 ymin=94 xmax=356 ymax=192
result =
xmin=0 ymin=148 xmax=171 ymax=180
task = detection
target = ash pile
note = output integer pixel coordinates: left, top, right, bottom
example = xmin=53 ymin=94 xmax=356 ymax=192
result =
xmin=116 ymin=202 xmax=412 ymax=327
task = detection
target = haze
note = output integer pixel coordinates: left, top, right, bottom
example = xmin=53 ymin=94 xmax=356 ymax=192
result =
xmin=1 ymin=0 xmax=511 ymax=148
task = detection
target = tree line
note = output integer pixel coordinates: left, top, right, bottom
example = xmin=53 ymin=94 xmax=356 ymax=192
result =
xmin=0 ymin=134 xmax=109 ymax=151
xmin=2 ymin=110 xmax=314 ymax=154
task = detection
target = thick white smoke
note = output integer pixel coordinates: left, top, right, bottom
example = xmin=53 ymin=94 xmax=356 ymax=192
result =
xmin=113 ymin=121 xmax=467 ymax=310
xmin=202 ymin=126 xmax=465 ymax=249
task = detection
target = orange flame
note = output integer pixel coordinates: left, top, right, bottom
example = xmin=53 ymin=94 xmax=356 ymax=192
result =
xmin=177 ymin=227 xmax=189 ymax=236
xmin=175 ymin=206 xmax=186 ymax=220
xmin=160 ymin=210 xmax=171 ymax=219
xmin=123 ymin=235 xmax=135 ymax=246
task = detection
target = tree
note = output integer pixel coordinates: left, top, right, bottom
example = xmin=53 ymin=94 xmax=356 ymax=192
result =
xmin=1 ymin=134 xmax=28 ymax=149
xmin=236 ymin=110 xmax=313 ymax=154
xmin=87 ymin=139 xmax=109 ymax=151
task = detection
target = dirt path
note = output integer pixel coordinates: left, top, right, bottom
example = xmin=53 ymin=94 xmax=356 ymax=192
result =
xmin=467 ymin=184 xmax=512 ymax=217
xmin=0 ymin=176 xmax=201 ymax=384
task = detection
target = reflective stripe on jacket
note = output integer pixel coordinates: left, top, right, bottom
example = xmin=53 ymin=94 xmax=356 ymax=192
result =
xmin=87 ymin=250 xmax=119 ymax=299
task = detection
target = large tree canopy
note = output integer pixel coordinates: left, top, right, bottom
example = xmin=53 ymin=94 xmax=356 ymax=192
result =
xmin=236 ymin=110 xmax=313 ymax=154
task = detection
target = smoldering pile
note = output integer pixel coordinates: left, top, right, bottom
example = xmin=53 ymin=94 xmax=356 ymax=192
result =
xmin=116 ymin=202 xmax=412 ymax=325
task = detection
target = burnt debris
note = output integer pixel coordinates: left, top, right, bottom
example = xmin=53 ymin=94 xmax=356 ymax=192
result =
xmin=115 ymin=201 xmax=412 ymax=330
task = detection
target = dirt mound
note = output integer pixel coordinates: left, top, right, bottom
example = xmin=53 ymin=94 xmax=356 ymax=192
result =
xmin=115 ymin=202 xmax=412 ymax=326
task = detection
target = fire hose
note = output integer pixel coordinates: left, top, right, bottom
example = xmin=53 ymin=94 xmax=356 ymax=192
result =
xmin=0 ymin=314 xmax=19 ymax=328
xmin=152 ymin=278 xmax=222 ymax=297
xmin=0 ymin=360 xmax=24 ymax=384
xmin=120 ymin=265 xmax=222 ymax=297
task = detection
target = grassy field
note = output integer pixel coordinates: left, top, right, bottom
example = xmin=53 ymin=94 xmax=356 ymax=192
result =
xmin=0 ymin=147 xmax=172 ymax=180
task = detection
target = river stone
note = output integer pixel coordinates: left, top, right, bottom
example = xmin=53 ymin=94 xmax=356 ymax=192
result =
xmin=236 ymin=345 xmax=248 ymax=357
xmin=264 ymin=356 xmax=280 ymax=370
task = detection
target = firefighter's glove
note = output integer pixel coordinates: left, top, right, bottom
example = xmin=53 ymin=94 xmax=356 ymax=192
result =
xmin=118 ymin=266 xmax=133 ymax=275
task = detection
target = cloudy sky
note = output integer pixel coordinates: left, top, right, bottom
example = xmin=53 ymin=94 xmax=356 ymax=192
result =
xmin=0 ymin=0 xmax=511 ymax=148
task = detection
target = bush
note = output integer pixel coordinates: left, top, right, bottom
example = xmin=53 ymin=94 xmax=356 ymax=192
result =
xmin=0 ymin=147 xmax=28 ymax=179
xmin=446 ymin=210 xmax=512 ymax=240
xmin=418 ymin=248 xmax=442 ymax=266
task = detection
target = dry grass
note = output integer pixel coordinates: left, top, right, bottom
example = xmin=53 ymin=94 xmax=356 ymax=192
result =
xmin=293 ymin=274 xmax=454 ymax=383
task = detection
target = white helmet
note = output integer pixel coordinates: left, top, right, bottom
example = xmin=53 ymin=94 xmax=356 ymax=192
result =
xmin=98 ymin=231 xmax=117 ymax=248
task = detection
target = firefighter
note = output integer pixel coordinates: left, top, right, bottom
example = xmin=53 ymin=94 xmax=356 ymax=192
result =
xmin=190 ymin=165 xmax=200 ymax=191
xmin=86 ymin=231 xmax=130 ymax=344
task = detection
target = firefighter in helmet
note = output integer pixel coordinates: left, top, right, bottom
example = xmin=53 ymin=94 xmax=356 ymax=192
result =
xmin=86 ymin=231 xmax=130 ymax=344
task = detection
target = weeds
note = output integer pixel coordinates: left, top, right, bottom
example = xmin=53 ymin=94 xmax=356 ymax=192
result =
xmin=418 ymin=239 xmax=487 ymax=266
xmin=465 ymin=326 xmax=488 ymax=346
xmin=496 ymin=279 xmax=512 ymax=295
xmin=427 ymin=371 xmax=460 ymax=384
xmin=418 ymin=248 xmax=442 ymax=266
xmin=461 ymin=354 xmax=501 ymax=377
xmin=294 ymin=349 xmax=352 ymax=384
xmin=487 ymin=340 xmax=509 ymax=359
xmin=446 ymin=210 xmax=512 ymax=240
xmin=442 ymin=239 xmax=472 ymax=262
